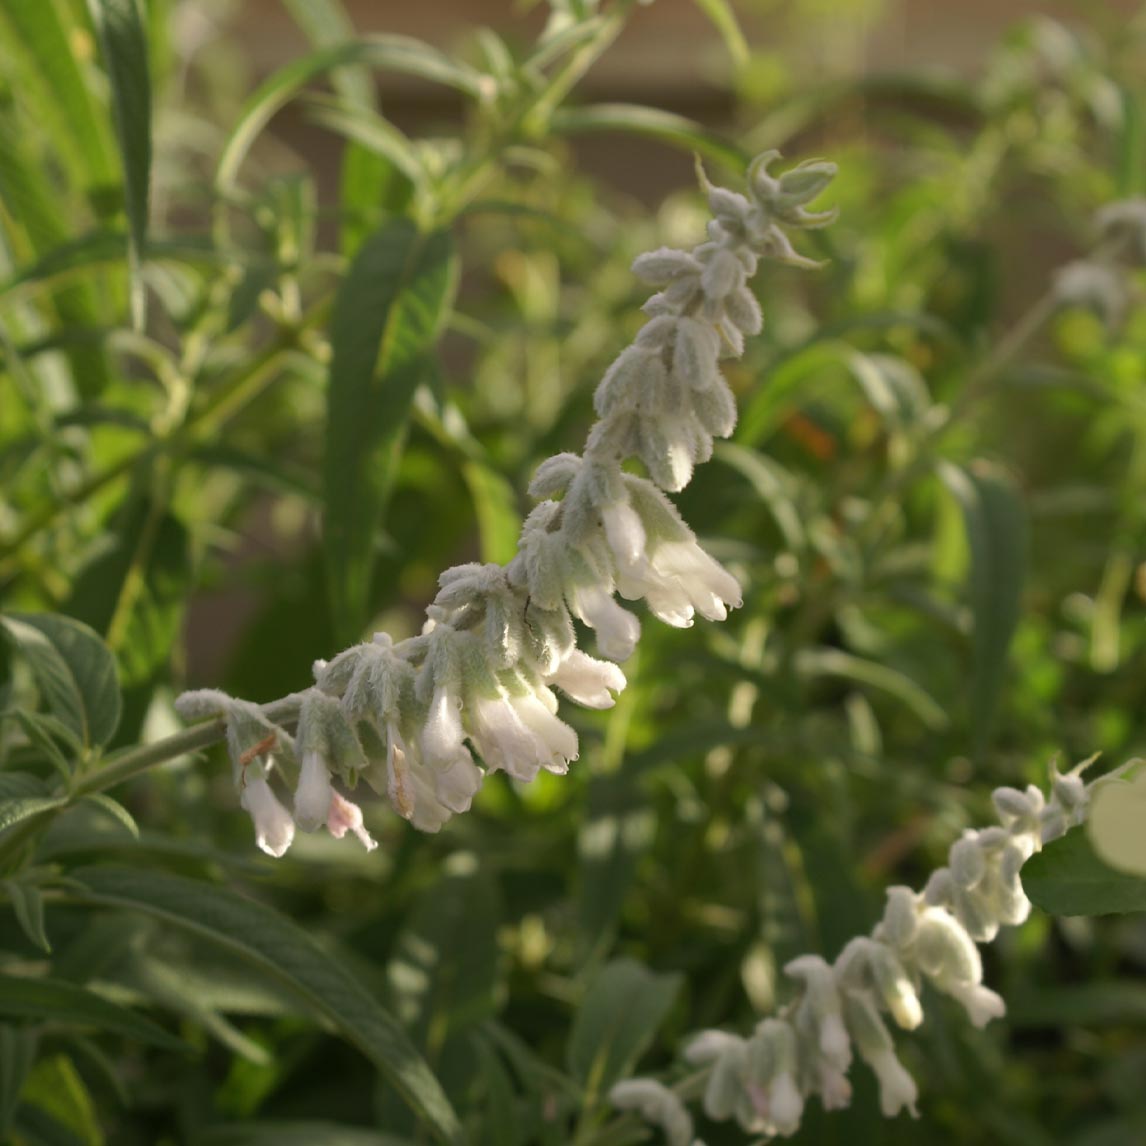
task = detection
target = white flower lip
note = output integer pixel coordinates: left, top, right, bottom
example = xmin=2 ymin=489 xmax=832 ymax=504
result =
xmin=240 ymin=776 xmax=295 ymax=858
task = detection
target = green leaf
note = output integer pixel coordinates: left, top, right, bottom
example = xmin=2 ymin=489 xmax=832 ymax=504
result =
xmin=17 ymin=1054 xmax=103 ymax=1146
xmin=4 ymin=878 xmax=52 ymax=952
xmin=0 ymin=795 xmax=67 ymax=836
xmin=938 ymin=461 xmax=1027 ymax=755
xmin=460 ymin=462 xmax=520 ymax=565
xmin=72 ymin=866 xmax=463 ymax=1142
xmin=323 ymin=222 xmax=457 ymax=641
xmin=0 ymin=975 xmax=186 ymax=1051
xmin=577 ymin=777 xmax=655 ymax=957
xmin=795 ymin=647 xmax=948 ymax=730
xmin=0 ymin=0 xmax=118 ymax=194
xmin=691 ymin=0 xmax=749 ymax=69
xmin=384 ymin=857 xmax=501 ymax=1051
xmin=216 ymin=37 xmax=482 ymax=196
xmin=1 ymin=613 xmax=122 ymax=749
xmin=0 ymin=1024 xmax=38 ymax=1139
xmin=80 ymin=794 xmax=139 ymax=839
xmin=196 ymin=1124 xmax=414 ymax=1146
xmin=8 ymin=710 xmax=79 ymax=781
xmin=87 ymin=0 xmax=152 ymax=330
xmin=304 ymin=99 xmax=427 ymax=192
xmin=1023 ymin=828 xmax=1146 ymax=917
xmin=65 ymin=497 xmax=192 ymax=688
xmin=567 ymin=958 xmax=681 ymax=1102
xmin=549 ymin=104 xmax=748 ymax=171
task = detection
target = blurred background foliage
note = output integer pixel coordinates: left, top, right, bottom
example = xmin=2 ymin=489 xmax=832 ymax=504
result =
xmin=1 ymin=0 xmax=1146 ymax=1143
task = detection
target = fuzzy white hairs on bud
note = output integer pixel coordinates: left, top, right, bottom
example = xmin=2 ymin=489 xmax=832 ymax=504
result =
xmin=177 ymin=153 xmax=823 ymax=856
xmin=614 ymin=759 xmax=1101 ymax=1140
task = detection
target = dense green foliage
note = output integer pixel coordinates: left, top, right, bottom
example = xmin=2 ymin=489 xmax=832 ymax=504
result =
xmin=1 ymin=1 xmax=1145 ymax=1143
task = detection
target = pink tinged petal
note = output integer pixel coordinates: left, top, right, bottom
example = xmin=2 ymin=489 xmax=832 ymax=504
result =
xmin=293 ymin=749 xmax=333 ymax=831
xmin=240 ymin=777 xmax=295 ymax=858
xmin=326 ymin=791 xmax=378 ymax=851
xmin=548 ymin=649 xmax=626 ymax=709
xmin=602 ymin=501 xmax=646 ymax=568
xmin=386 ymin=725 xmax=415 ymax=821
xmin=818 ymin=1066 xmax=852 ymax=1111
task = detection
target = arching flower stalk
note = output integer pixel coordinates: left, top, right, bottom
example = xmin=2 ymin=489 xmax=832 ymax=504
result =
xmin=174 ymin=152 xmax=839 ymax=855
xmin=609 ymin=761 xmax=1095 ymax=1143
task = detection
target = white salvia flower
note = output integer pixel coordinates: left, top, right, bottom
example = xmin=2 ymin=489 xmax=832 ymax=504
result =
xmin=867 ymin=1047 xmax=919 ymax=1118
xmin=325 ymin=791 xmax=377 ymax=851
xmin=684 ymin=1029 xmax=743 ymax=1065
xmin=601 ymin=499 xmax=647 ymax=567
xmin=294 ymin=749 xmax=334 ymax=831
xmin=945 ymin=981 xmax=1006 ymax=1028
xmin=768 ymin=1071 xmax=803 ymax=1136
xmin=420 ymin=684 xmax=484 ymax=814
xmin=609 ymin=1079 xmax=695 ymax=1146
xmin=240 ymin=775 xmax=295 ymax=858
xmin=568 ymin=583 xmax=641 ymax=661
xmin=545 ymin=649 xmax=626 ymax=709
xmin=819 ymin=1064 xmax=852 ymax=1111
xmin=616 ymin=539 xmax=742 ymax=627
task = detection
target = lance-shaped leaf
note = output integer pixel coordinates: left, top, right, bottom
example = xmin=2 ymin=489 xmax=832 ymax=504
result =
xmin=87 ymin=0 xmax=152 ymax=329
xmin=323 ymin=221 xmax=457 ymax=641
xmin=938 ymin=460 xmax=1027 ymax=756
xmin=72 ymin=866 xmax=463 ymax=1143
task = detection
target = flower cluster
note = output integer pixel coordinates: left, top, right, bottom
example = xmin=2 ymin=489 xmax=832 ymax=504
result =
xmin=610 ymin=761 xmax=1092 ymax=1142
xmin=174 ymin=153 xmax=837 ymax=856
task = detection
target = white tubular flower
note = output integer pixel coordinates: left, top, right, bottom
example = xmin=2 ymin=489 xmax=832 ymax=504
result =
xmin=294 ymin=749 xmax=334 ymax=832
xmin=420 ymin=684 xmax=483 ymax=814
xmin=568 ymin=583 xmax=641 ymax=661
xmin=240 ymin=775 xmax=295 ymax=858
xmin=768 ymin=1070 xmax=803 ymax=1136
xmin=867 ymin=1047 xmax=919 ymax=1119
xmin=467 ymin=685 xmax=578 ymax=782
xmin=601 ymin=499 xmax=647 ymax=567
xmin=545 ymin=649 xmax=626 ymax=709
xmin=325 ymin=791 xmax=377 ymax=851
xmin=609 ymin=1079 xmax=694 ymax=1146
xmin=616 ymin=539 xmax=742 ymax=627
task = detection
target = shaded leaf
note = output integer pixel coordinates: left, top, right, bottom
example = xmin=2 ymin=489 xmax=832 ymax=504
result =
xmin=1 ymin=613 xmax=121 ymax=749
xmin=72 ymin=866 xmax=462 ymax=1142
xmin=567 ymin=958 xmax=681 ymax=1101
xmin=1023 ymin=828 xmax=1146 ymax=916
xmin=323 ymin=222 xmax=457 ymax=641
xmin=87 ymin=0 xmax=152 ymax=329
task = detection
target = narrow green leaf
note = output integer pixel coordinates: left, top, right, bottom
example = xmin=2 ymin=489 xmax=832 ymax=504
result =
xmin=0 ymin=1024 xmax=39 ymax=1139
xmin=0 ymin=796 xmax=68 ymax=836
xmin=567 ymin=958 xmax=681 ymax=1100
xmin=0 ymin=975 xmax=186 ymax=1051
xmin=4 ymin=879 xmax=52 ymax=952
xmin=17 ymin=1054 xmax=103 ymax=1146
xmin=323 ymin=222 xmax=457 ymax=641
xmin=87 ymin=0 xmax=152 ymax=329
xmin=1023 ymin=828 xmax=1146 ymax=916
xmin=304 ymin=99 xmax=427 ymax=191
xmin=9 ymin=710 xmax=78 ymax=781
xmin=691 ymin=0 xmax=749 ymax=69
xmin=216 ymin=37 xmax=482 ymax=196
xmin=795 ymin=647 xmax=948 ymax=730
xmin=80 ymin=794 xmax=139 ymax=839
xmin=938 ymin=461 xmax=1027 ymax=755
xmin=1 ymin=613 xmax=122 ymax=749
xmin=549 ymin=104 xmax=748 ymax=170
xmin=197 ymin=1124 xmax=414 ymax=1146
xmin=0 ymin=1 xmax=118 ymax=193
xmin=72 ymin=866 xmax=463 ymax=1142
xmin=460 ymin=462 xmax=520 ymax=565
xmin=577 ymin=777 xmax=655 ymax=957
